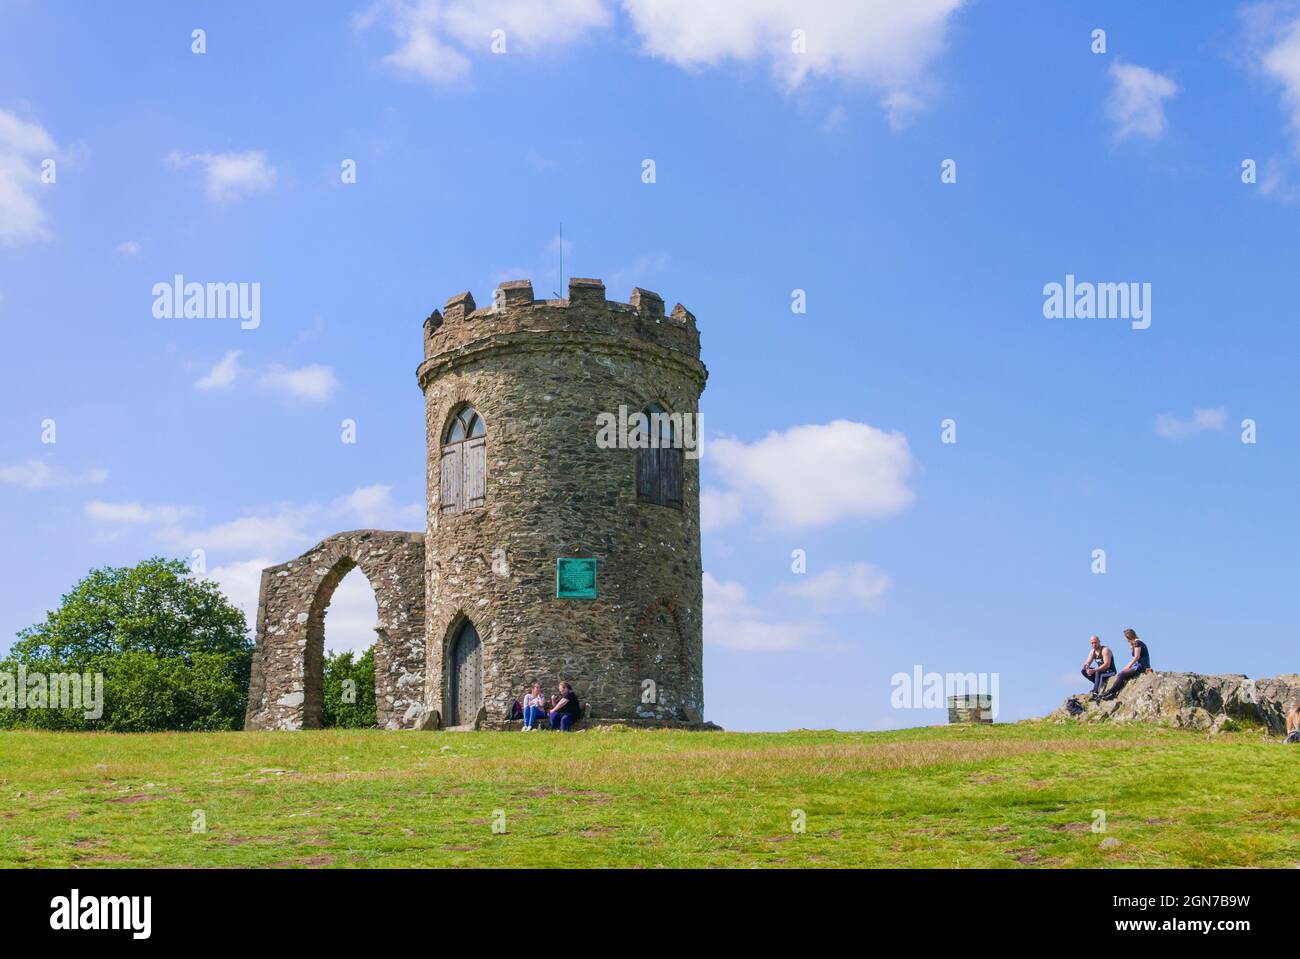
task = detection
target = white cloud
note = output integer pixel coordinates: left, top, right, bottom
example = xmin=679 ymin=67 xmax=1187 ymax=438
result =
xmin=1155 ymin=407 xmax=1227 ymax=439
xmin=359 ymin=0 xmax=612 ymax=85
xmin=84 ymin=501 xmax=194 ymax=525
xmin=622 ymin=0 xmax=965 ymax=125
xmin=781 ymin=562 xmax=892 ymax=610
xmin=0 ymin=109 xmax=60 ymax=244
xmin=700 ymin=487 xmax=744 ymax=532
xmin=203 ymin=557 xmax=270 ymax=626
xmin=195 ymin=350 xmax=242 ymax=391
xmin=115 ymin=240 xmax=141 ymax=256
xmin=259 ymin=363 xmax=339 ymax=403
xmin=707 ymin=420 xmax=915 ymax=531
xmin=166 ymin=150 xmax=277 ymax=203
xmin=1106 ymin=61 xmax=1177 ymax=142
xmin=360 ymin=1 xmax=963 ymax=124
xmin=85 ymin=485 xmax=421 ymax=610
xmin=168 ymin=485 xmax=419 ymax=557
xmin=1245 ymin=4 xmax=1300 ymax=150
xmin=704 ymin=572 xmax=823 ymax=651
xmin=1 ymin=460 xmax=107 ymax=490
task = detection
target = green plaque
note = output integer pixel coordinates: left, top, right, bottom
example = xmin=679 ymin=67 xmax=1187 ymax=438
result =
xmin=556 ymin=557 xmax=597 ymax=599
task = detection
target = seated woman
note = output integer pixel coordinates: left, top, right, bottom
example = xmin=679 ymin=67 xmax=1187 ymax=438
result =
xmin=1099 ymin=628 xmax=1151 ymax=700
xmin=521 ymin=682 xmax=545 ymax=731
xmin=547 ymin=681 xmax=582 ymax=732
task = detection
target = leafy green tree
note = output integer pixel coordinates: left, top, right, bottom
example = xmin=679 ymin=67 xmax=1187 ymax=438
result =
xmin=322 ymin=646 xmax=376 ymax=728
xmin=1 ymin=557 xmax=252 ymax=731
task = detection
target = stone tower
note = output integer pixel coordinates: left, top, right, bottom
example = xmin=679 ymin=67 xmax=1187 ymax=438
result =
xmin=243 ymin=276 xmax=708 ymax=731
xmin=420 ymin=277 xmax=708 ymax=728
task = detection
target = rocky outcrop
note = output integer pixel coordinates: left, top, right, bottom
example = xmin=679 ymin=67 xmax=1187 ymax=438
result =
xmin=1052 ymin=671 xmax=1300 ymax=735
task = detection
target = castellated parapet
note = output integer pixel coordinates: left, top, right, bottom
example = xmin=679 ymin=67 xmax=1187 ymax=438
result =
xmin=245 ymin=277 xmax=709 ymax=731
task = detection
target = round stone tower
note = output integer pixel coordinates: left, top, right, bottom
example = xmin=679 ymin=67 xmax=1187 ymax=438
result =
xmin=417 ymin=277 xmax=707 ymax=728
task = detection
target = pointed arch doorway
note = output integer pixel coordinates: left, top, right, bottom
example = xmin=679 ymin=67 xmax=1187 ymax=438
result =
xmin=448 ymin=620 xmax=483 ymax=727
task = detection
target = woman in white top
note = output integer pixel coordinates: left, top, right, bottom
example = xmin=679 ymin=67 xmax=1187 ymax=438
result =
xmin=522 ymin=682 xmax=545 ymax=731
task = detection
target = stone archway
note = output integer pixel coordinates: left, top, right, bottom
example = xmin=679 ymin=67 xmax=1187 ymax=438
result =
xmin=244 ymin=530 xmax=426 ymax=730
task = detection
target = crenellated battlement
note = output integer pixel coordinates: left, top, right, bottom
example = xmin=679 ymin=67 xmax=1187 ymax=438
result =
xmin=420 ymin=277 xmax=702 ymax=380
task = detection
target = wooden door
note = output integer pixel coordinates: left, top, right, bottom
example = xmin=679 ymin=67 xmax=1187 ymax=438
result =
xmin=450 ymin=621 xmax=482 ymax=726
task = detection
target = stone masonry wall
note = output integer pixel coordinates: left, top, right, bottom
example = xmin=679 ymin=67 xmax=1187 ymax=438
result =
xmin=418 ymin=278 xmax=708 ymax=726
xmin=244 ymin=530 xmax=426 ymax=730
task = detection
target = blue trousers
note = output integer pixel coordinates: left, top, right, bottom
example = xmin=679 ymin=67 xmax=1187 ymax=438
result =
xmin=523 ymin=705 xmax=542 ymax=728
xmin=548 ymin=711 xmax=573 ymax=731
xmin=1082 ymin=666 xmax=1115 ymax=695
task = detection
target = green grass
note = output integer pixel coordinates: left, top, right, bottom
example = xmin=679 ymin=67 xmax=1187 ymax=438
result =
xmin=1 ymin=721 xmax=1296 ymax=868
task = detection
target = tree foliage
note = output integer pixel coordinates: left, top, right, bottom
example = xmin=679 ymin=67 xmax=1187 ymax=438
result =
xmin=322 ymin=646 xmax=376 ymax=728
xmin=1 ymin=557 xmax=252 ymax=731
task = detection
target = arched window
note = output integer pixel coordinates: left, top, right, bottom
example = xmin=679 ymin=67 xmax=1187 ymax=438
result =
xmin=636 ymin=402 xmax=683 ymax=508
xmin=441 ymin=405 xmax=486 ymax=515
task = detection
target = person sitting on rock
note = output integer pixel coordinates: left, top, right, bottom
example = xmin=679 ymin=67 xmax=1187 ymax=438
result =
xmin=548 ymin=681 xmax=582 ymax=732
xmin=1080 ymin=634 xmax=1115 ymax=701
xmin=1098 ymin=628 xmax=1150 ymax=700
xmin=1286 ymin=702 xmax=1300 ymax=744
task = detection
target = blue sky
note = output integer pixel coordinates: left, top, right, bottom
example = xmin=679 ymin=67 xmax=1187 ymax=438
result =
xmin=2 ymin=0 xmax=1299 ymax=731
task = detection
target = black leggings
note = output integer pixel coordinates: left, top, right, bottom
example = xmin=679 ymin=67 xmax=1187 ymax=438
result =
xmin=1102 ymin=666 xmax=1141 ymax=698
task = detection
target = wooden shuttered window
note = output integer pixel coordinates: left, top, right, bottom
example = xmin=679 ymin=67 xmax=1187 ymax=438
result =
xmin=463 ymin=436 xmax=486 ymax=509
xmin=440 ymin=445 xmax=462 ymax=514
xmin=441 ymin=406 xmax=487 ymax=515
xmin=637 ymin=445 xmax=683 ymax=508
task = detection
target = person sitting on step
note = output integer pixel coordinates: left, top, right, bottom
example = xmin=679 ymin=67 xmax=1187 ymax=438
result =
xmin=521 ymin=681 xmax=545 ymax=731
xmin=548 ymin=681 xmax=582 ymax=732
xmin=1098 ymin=629 xmax=1151 ymax=701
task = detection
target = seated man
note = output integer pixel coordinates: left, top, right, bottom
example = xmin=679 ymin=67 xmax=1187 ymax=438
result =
xmin=1080 ymin=634 xmax=1115 ymax=701
xmin=1098 ymin=628 xmax=1151 ymax=701
xmin=547 ymin=681 xmax=582 ymax=732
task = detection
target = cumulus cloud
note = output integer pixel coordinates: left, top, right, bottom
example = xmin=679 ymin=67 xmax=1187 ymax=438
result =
xmin=84 ymin=501 xmax=194 ymax=527
xmin=780 ymin=562 xmax=892 ymax=611
xmin=1 ymin=460 xmax=107 ymax=490
xmin=0 ymin=109 xmax=60 ymax=244
xmin=1242 ymin=3 xmax=1300 ymax=151
xmin=705 ymin=420 xmax=915 ymax=531
xmin=1155 ymin=407 xmax=1227 ymax=439
xmin=623 ymin=0 xmax=964 ymax=124
xmin=360 ymin=1 xmax=964 ymax=124
xmin=704 ymin=572 xmax=823 ymax=651
xmin=258 ymin=363 xmax=338 ymax=403
xmin=195 ymin=350 xmax=242 ymax=391
xmin=1106 ymin=61 xmax=1177 ymax=142
xmin=358 ymin=0 xmax=612 ymax=85
xmin=85 ymin=484 xmax=421 ymax=556
xmin=165 ymin=150 xmax=277 ymax=203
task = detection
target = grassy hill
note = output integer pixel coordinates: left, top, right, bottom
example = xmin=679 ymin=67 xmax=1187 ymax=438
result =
xmin=1 ymin=721 xmax=1296 ymax=868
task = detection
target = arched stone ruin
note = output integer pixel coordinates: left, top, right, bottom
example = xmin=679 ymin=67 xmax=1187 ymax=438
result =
xmin=243 ymin=530 xmax=426 ymax=730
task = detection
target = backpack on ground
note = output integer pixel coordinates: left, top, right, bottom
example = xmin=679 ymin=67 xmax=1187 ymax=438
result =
xmin=1064 ymin=697 xmax=1085 ymax=717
